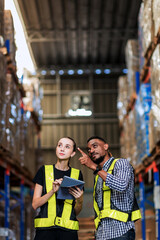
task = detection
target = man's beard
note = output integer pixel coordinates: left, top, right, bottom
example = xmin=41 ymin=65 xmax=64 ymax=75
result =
xmin=92 ymin=155 xmax=105 ymax=165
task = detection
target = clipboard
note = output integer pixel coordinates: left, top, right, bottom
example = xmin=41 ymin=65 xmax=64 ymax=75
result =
xmin=57 ymin=176 xmax=85 ymax=200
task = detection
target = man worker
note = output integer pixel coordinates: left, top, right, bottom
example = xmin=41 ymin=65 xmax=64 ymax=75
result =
xmin=78 ymin=136 xmax=141 ymax=240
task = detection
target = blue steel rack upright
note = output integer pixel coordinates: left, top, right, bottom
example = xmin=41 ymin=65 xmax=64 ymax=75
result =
xmin=0 ymin=155 xmax=34 ymax=240
xmin=137 ymin=159 xmax=160 ymax=240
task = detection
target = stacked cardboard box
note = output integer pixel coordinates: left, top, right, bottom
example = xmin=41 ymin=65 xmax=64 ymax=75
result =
xmin=22 ymin=71 xmax=43 ymax=115
xmin=149 ymin=45 xmax=160 ymax=151
xmin=0 ymin=52 xmax=6 ymax=145
xmin=0 ymin=10 xmax=41 ymax=177
xmin=3 ymin=72 xmax=21 ymax=159
xmin=152 ymin=0 xmax=160 ymax=36
xmin=117 ymin=76 xmax=128 ymax=127
xmin=135 ymin=83 xmax=152 ymax=163
xmin=4 ymin=10 xmax=16 ymax=65
xmin=138 ymin=2 xmax=145 ymax=73
xmin=125 ymin=40 xmax=139 ymax=98
xmin=19 ymin=110 xmax=36 ymax=176
xmin=141 ymin=0 xmax=154 ymax=55
xmin=118 ymin=0 xmax=160 ymax=165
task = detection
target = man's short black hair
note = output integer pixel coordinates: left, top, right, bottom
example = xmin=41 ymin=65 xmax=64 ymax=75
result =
xmin=87 ymin=136 xmax=106 ymax=143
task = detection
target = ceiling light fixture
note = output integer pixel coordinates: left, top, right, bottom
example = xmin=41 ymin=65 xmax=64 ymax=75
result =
xmin=104 ymin=69 xmax=111 ymax=74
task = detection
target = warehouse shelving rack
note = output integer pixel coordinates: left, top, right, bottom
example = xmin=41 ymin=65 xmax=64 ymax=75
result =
xmin=0 ymin=43 xmax=41 ymax=239
xmin=118 ymin=26 xmax=160 ymax=240
xmin=135 ymin=148 xmax=160 ymax=240
xmin=0 ymin=147 xmax=34 ymax=240
xmin=121 ymin=27 xmax=160 ymax=124
xmin=128 ymin=28 xmax=160 ymax=240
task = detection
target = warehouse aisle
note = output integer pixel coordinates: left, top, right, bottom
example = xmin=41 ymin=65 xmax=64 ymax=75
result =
xmin=1 ymin=0 xmax=160 ymax=239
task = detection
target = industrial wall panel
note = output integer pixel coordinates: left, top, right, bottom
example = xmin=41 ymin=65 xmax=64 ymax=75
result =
xmin=111 ymin=148 xmax=121 ymax=158
xmin=61 ymin=78 xmax=89 ymax=90
xmin=94 ymin=122 xmax=120 ymax=144
xmin=41 ymin=123 xmax=95 ymax=148
xmin=41 ymin=82 xmax=57 ymax=90
xmin=93 ymin=93 xmax=117 ymax=113
xmin=41 ymin=125 xmax=54 ymax=147
xmin=93 ymin=77 xmax=117 ymax=89
xmin=61 ymin=94 xmax=70 ymax=114
xmin=41 ymin=95 xmax=57 ymax=114
xmin=41 ymin=150 xmax=56 ymax=165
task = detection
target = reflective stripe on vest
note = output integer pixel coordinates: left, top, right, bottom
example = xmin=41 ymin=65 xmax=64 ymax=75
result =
xmin=93 ymin=159 xmax=141 ymax=229
xmin=35 ymin=165 xmax=80 ymax=230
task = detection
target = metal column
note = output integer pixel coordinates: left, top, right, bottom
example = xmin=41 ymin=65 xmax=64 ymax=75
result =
xmin=5 ymin=169 xmax=10 ymax=240
xmin=20 ymin=179 xmax=25 ymax=240
xmin=139 ymin=173 xmax=146 ymax=240
xmin=153 ymin=162 xmax=160 ymax=240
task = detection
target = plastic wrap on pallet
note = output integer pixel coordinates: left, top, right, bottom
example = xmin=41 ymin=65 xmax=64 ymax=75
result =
xmin=14 ymin=91 xmax=21 ymax=160
xmin=141 ymin=0 xmax=154 ymax=55
xmin=135 ymin=83 xmax=152 ymax=163
xmin=152 ymin=0 xmax=160 ymax=36
xmin=138 ymin=2 xmax=145 ymax=73
xmin=4 ymin=73 xmax=18 ymax=155
xmin=0 ymin=70 xmax=22 ymax=162
xmin=149 ymin=109 xmax=160 ymax=153
xmin=22 ymin=70 xmax=43 ymax=116
xmin=1 ymin=68 xmax=39 ymax=175
xmin=4 ymin=10 xmax=16 ymax=65
xmin=0 ymin=52 xmax=6 ymax=144
xmin=120 ymin=117 xmax=130 ymax=160
xmin=128 ymin=109 xmax=137 ymax=167
xmin=19 ymin=111 xmax=36 ymax=176
xmin=149 ymin=44 xmax=160 ymax=151
xmin=117 ymin=75 xmax=128 ymax=126
xmin=120 ymin=109 xmax=137 ymax=166
xmin=125 ymin=40 xmax=139 ymax=98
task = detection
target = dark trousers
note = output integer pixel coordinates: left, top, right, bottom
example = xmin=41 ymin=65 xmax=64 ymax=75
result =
xmin=34 ymin=228 xmax=78 ymax=240
xmin=112 ymin=228 xmax=135 ymax=240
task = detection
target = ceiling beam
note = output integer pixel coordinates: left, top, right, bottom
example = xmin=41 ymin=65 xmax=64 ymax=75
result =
xmin=42 ymin=118 xmax=118 ymax=125
xmin=27 ymin=28 xmax=137 ymax=43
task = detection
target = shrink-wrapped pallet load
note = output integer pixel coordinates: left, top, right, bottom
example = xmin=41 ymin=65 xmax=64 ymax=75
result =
xmin=138 ymin=2 xmax=145 ymax=73
xmin=152 ymin=0 xmax=160 ymax=36
xmin=125 ymin=40 xmax=139 ymax=98
xmin=0 ymin=52 xmax=6 ymax=145
xmin=141 ymin=0 xmax=154 ymax=55
xmin=149 ymin=45 xmax=160 ymax=151
xmin=4 ymin=10 xmax=16 ymax=65
xmin=135 ymin=83 xmax=152 ymax=163
xmin=117 ymin=75 xmax=128 ymax=126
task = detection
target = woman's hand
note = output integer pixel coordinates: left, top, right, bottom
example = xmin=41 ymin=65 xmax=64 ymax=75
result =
xmin=68 ymin=186 xmax=83 ymax=199
xmin=52 ymin=178 xmax=63 ymax=193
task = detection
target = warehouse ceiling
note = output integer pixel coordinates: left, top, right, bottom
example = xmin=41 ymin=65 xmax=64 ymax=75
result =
xmin=15 ymin=0 xmax=142 ymax=73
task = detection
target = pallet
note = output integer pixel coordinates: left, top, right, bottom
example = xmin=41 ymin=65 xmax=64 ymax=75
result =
xmin=134 ymin=141 xmax=160 ymax=182
xmin=78 ymin=217 xmax=95 ymax=240
xmin=0 ymin=144 xmax=34 ymax=187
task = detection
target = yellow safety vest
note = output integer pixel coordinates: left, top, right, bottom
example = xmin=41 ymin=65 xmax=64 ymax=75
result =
xmin=93 ymin=159 xmax=141 ymax=229
xmin=34 ymin=165 xmax=80 ymax=230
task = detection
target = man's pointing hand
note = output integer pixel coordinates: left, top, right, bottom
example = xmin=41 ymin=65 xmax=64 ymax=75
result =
xmin=77 ymin=147 xmax=96 ymax=170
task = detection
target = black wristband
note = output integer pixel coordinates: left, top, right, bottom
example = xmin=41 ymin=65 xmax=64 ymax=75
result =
xmin=93 ymin=166 xmax=102 ymax=175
